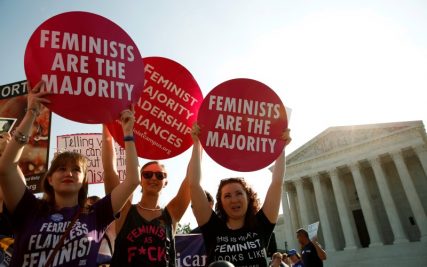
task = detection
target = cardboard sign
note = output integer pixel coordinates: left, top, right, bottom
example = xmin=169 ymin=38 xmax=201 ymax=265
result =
xmin=197 ymin=78 xmax=287 ymax=172
xmin=107 ymin=57 xmax=203 ymax=159
xmin=307 ymin=221 xmax=320 ymax=241
xmin=24 ymin=11 xmax=145 ymax=124
xmin=57 ymin=133 xmax=126 ymax=184
xmin=0 ymin=80 xmax=51 ymax=193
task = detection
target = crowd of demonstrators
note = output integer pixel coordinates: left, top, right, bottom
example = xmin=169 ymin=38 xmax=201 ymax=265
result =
xmin=287 ymin=249 xmax=303 ymax=267
xmin=189 ymin=123 xmax=291 ymax=267
xmin=270 ymin=252 xmax=287 ymax=267
xmin=0 ymin=82 xmax=299 ymax=267
xmin=0 ymin=186 xmax=14 ymax=266
xmin=0 ymin=81 xmax=140 ymax=267
xmin=101 ymin=125 xmax=191 ymax=266
xmin=297 ymin=229 xmax=326 ymax=267
xmin=282 ymin=252 xmax=291 ymax=266
xmin=0 ymin=133 xmax=14 ymax=266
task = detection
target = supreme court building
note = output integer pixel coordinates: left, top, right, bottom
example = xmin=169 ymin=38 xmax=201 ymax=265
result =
xmin=273 ymin=120 xmax=427 ymax=266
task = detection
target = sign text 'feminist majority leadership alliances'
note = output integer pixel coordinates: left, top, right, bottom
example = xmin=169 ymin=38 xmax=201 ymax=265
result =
xmin=108 ymin=57 xmax=203 ymax=159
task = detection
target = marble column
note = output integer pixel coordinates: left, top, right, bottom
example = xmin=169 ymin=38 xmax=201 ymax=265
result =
xmin=329 ymin=168 xmax=358 ymax=250
xmin=294 ymin=179 xmax=310 ymax=227
xmin=415 ymin=145 xmax=427 ymax=177
xmin=282 ymin=183 xmax=297 ymax=249
xmin=349 ymin=162 xmax=383 ymax=247
xmin=391 ymin=151 xmax=427 ymax=242
xmin=312 ymin=174 xmax=336 ymax=251
xmin=370 ymin=157 xmax=409 ymax=243
xmin=288 ymin=189 xmax=300 ymax=231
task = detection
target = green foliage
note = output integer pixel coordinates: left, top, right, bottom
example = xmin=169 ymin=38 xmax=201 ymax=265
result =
xmin=176 ymin=222 xmax=192 ymax=234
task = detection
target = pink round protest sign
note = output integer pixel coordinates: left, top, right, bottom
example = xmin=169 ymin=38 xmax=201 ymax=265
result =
xmin=107 ymin=57 xmax=203 ymax=159
xmin=24 ymin=11 xmax=144 ymax=124
xmin=197 ymin=78 xmax=287 ymax=172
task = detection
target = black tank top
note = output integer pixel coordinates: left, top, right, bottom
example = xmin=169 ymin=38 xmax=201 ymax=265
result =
xmin=110 ymin=205 xmax=176 ymax=266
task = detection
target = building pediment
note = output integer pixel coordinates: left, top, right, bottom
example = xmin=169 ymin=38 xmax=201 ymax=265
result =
xmin=287 ymin=121 xmax=423 ymax=165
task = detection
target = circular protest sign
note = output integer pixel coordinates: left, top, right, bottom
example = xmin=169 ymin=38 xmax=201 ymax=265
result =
xmin=107 ymin=57 xmax=203 ymax=159
xmin=24 ymin=11 xmax=144 ymax=124
xmin=197 ymin=78 xmax=287 ymax=172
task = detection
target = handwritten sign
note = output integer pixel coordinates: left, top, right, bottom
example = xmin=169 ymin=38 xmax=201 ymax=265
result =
xmin=57 ymin=133 xmax=126 ymax=183
xmin=197 ymin=78 xmax=287 ymax=172
xmin=24 ymin=11 xmax=144 ymax=123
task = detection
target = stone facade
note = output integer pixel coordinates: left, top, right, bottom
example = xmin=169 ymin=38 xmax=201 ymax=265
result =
xmin=273 ymin=121 xmax=427 ymax=266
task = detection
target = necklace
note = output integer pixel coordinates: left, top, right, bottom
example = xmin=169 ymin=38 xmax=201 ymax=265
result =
xmin=137 ymin=202 xmax=161 ymax=212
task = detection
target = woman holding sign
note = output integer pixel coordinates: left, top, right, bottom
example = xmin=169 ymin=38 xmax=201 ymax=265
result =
xmin=189 ymin=125 xmax=291 ymax=267
xmin=0 ymin=81 xmax=141 ymax=267
xmin=102 ymin=126 xmax=191 ymax=267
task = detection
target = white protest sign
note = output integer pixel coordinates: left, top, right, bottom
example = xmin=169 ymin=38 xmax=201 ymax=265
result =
xmin=307 ymin=221 xmax=320 ymax=241
xmin=57 ymin=133 xmax=126 ymax=184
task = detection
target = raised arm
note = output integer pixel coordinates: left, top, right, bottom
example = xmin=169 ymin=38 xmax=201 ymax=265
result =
xmin=188 ymin=124 xmax=212 ymax=226
xmin=312 ymin=238 xmax=327 ymax=260
xmin=262 ymin=129 xmax=291 ymax=223
xmin=102 ymin=125 xmax=120 ymax=194
xmin=0 ymin=133 xmax=11 ymax=157
xmin=0 ymin=81 xmax=50 ymax=212
xmin=110 ymin=110 xmax=140 ymax=214
xmin=166 ymin=171 xmax=190 ymax=224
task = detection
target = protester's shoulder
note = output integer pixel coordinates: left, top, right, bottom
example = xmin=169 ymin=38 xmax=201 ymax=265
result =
xmin=256 ymin=209 xmax=275 ymax=226
xmin=200 ymin=211 xmax=223 ymax=231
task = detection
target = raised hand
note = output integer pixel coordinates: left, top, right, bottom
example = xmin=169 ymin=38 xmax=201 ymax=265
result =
xmin=27 ymin=81 xmax=51 ymax=116
xmin=120 ymin=109 xmax=135 ymax=136
xmin=191 ymin=123 xmax=201 ymax=143
xmin=282 ymin=129 xmax=292 ymax=147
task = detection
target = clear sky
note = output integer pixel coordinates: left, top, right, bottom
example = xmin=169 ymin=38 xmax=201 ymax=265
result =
xmin=1 ymin=0 xmax=426 ymax=228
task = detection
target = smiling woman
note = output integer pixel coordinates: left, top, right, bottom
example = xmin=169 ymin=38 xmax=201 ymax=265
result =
xmin=189 ymin=124 xmax=291 ymax=267
xmin=0 ymin=81 xmax=140 ymax=267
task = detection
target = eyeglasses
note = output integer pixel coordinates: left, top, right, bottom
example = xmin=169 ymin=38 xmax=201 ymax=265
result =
xmin=141 ymin=171 xmax=167 ymax=180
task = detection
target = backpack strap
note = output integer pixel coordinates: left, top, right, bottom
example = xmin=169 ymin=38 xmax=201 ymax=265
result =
xmin=44 ymin=208 xmax=82 ymax=267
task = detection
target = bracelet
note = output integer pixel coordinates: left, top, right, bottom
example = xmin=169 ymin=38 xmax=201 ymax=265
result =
xmin=25 ymin=107 xmax=40 ymax=117
xmin=123 ymin=135 xmax=135 ymax=142
xmin=14 ymin=131 xmax=29 ymax=144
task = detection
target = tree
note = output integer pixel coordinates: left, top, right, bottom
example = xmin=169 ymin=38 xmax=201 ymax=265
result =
xmin=176 ymin=222 xmax=192 ymax=234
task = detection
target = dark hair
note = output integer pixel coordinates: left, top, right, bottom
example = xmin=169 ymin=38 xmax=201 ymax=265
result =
xmin=215 ymin=178 xmax=260 ymax=230
xmin=41 ymin=151 xmax=88 ymax=212
xmin=296 ymin=228 xmax=309 ymax=239
xmin=205 ymin=190 xmax=214 ymax=203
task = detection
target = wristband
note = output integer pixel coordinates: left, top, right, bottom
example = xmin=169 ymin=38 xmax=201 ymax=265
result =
xmin=25 ymin=107 xmax=40 ymax=117
xmin=124 ymin=135 xmax=135 ymax=142
xmin=14 ymin=131 xmax=29 ymax=144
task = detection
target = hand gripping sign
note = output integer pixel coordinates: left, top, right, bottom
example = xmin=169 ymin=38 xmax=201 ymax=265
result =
xmin=197 ymin=78 xmax=288 ymax=172
xmin=107 ymin=57 xmax=203 ymax=159
xmin=24 ymin=11 xmax=144 ymax=124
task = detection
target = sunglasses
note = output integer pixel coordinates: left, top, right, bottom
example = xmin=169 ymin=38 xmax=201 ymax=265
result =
xmin=141 ymin=171 xmax=167 ymax=180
